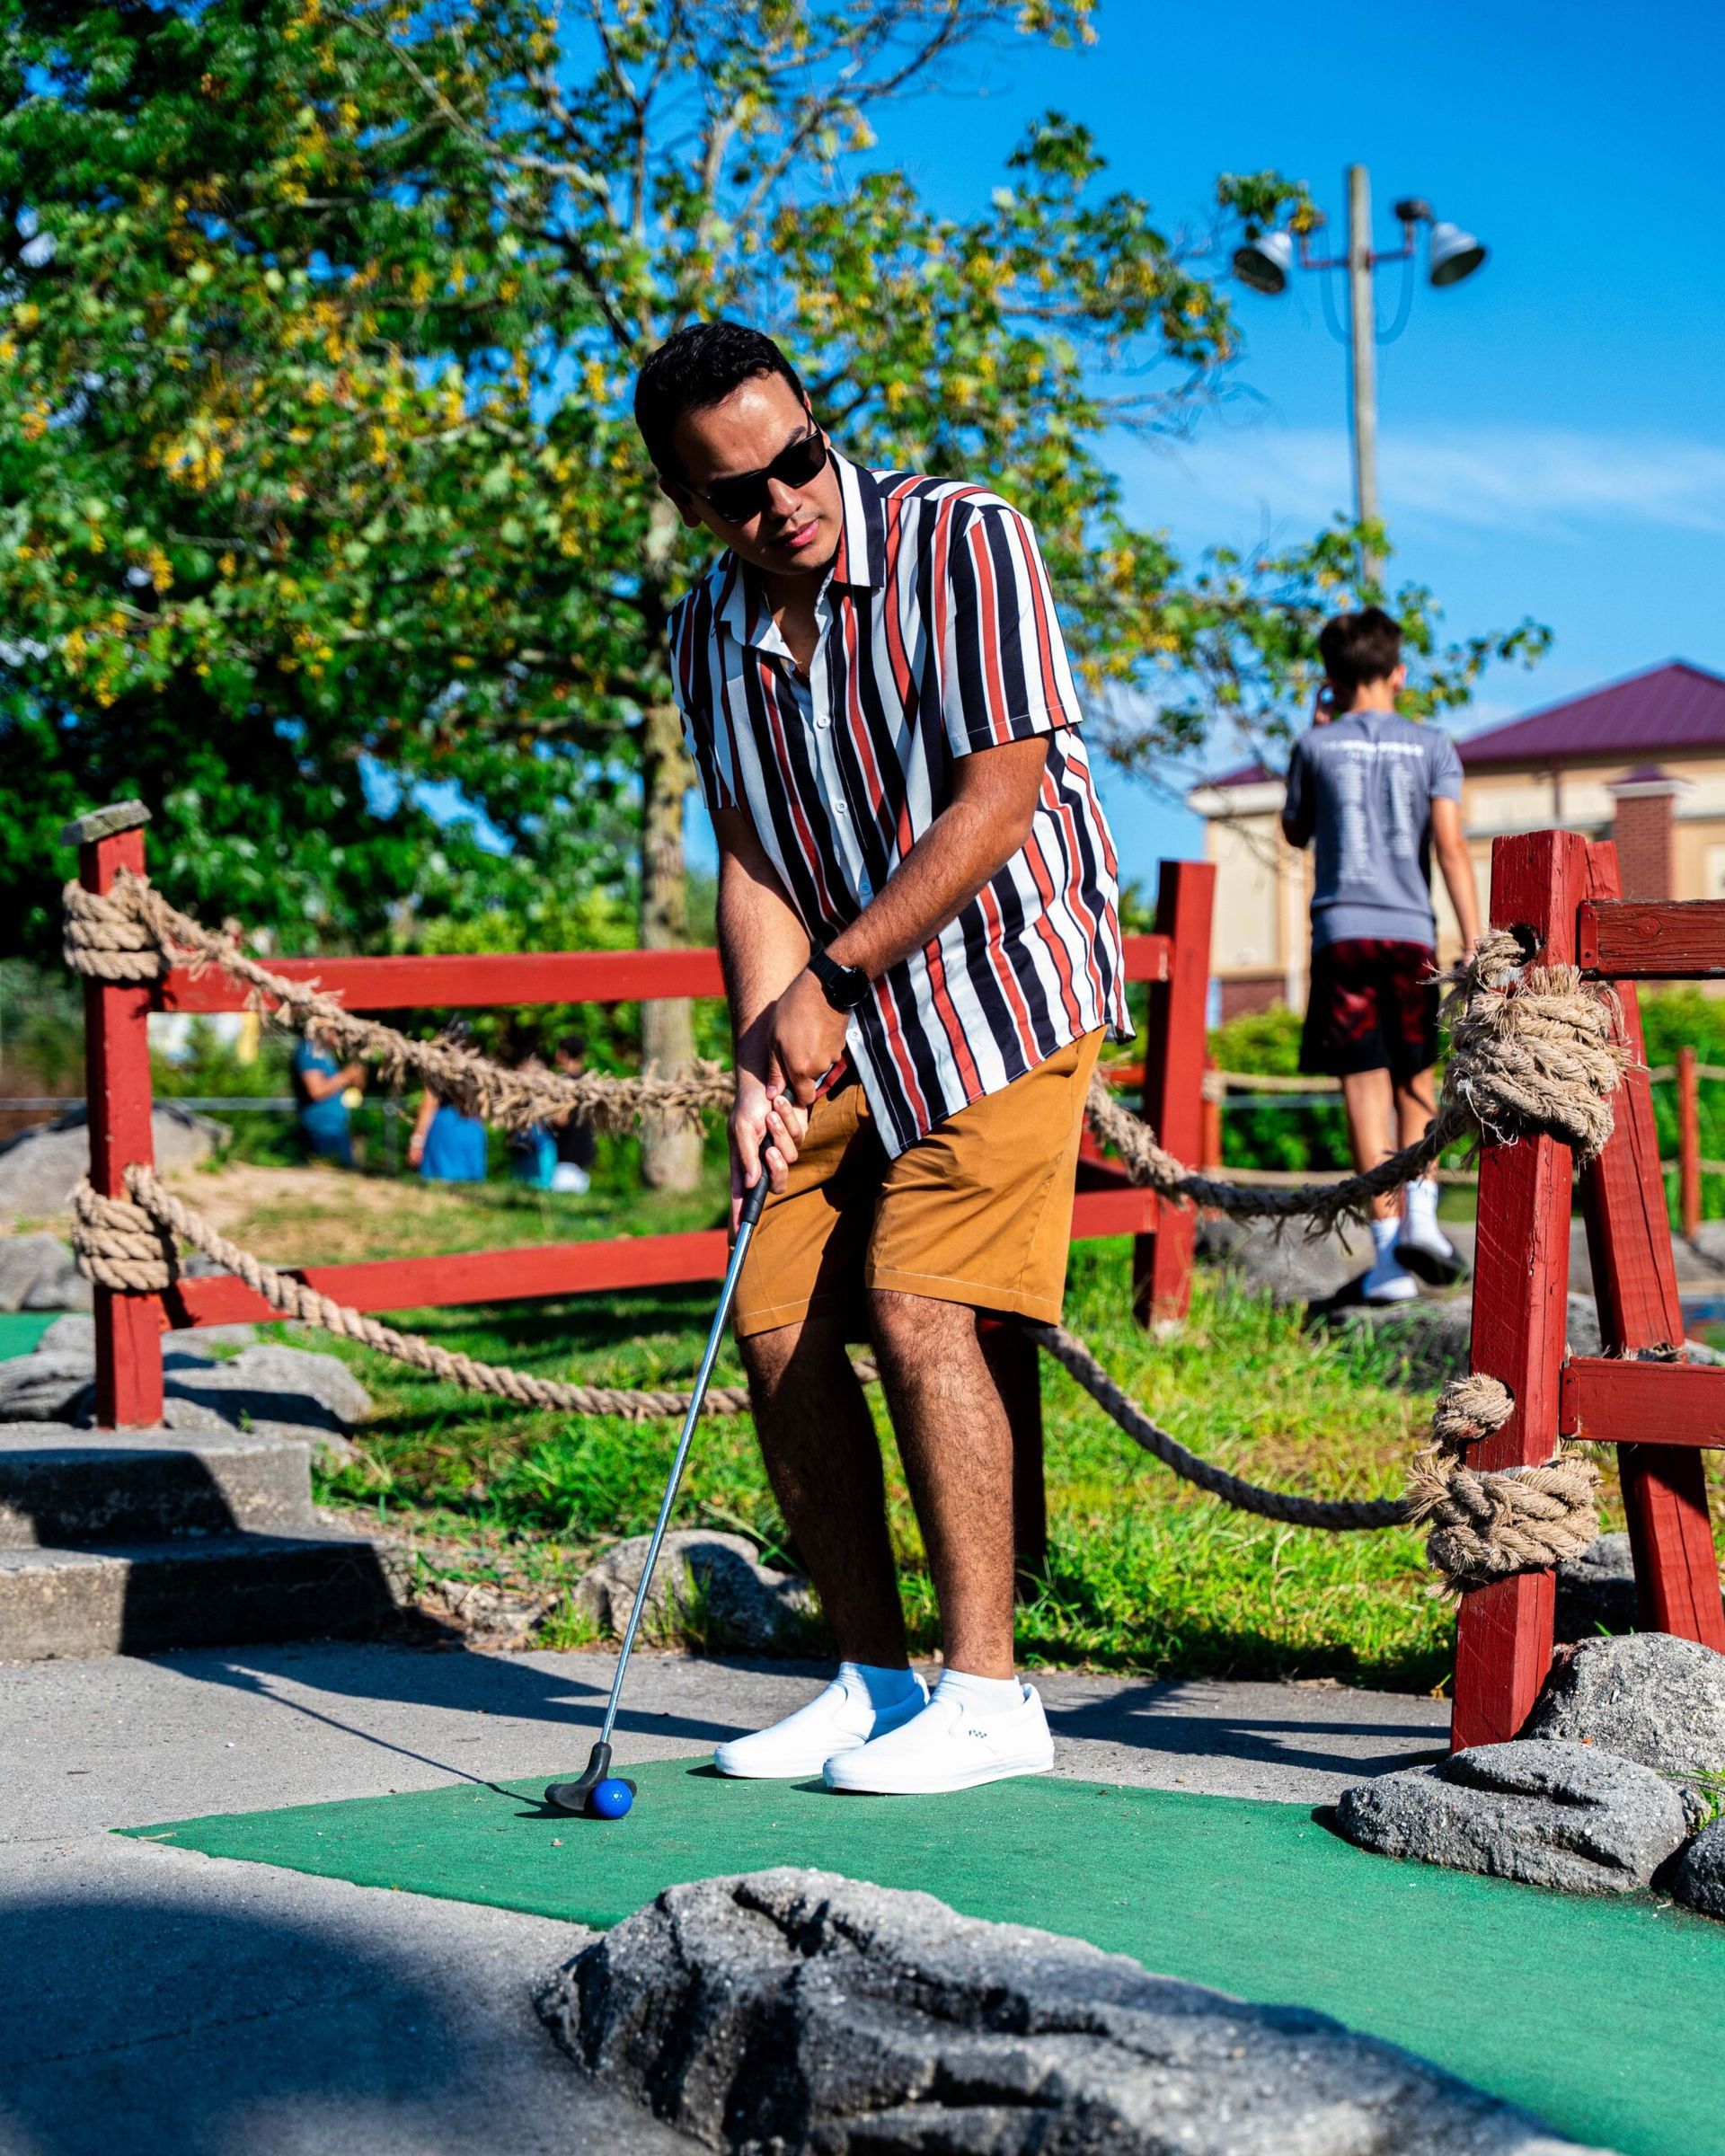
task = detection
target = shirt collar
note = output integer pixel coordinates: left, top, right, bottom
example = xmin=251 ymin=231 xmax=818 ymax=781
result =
xmin=710 ymin=446 xmax=887 ymax=654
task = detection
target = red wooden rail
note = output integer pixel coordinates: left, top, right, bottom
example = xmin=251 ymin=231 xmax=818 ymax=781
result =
xmin=68 ymin=804 xmax=1215 ymax=1573
xmin=1449 ymin=831 xmax=1725 ymax=1751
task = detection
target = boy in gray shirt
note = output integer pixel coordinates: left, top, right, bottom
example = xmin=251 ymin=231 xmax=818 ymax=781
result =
xmin=1281 ymin=608 xmax=1481 ymax=1303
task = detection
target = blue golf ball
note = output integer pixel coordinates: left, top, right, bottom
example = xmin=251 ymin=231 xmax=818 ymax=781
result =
xmin=590 ymin=1778 xmax=633 ymax=1820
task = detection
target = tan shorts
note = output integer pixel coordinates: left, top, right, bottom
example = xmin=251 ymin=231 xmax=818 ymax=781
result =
xmin=733 ymin=1029 xmax=1104 ymax=1339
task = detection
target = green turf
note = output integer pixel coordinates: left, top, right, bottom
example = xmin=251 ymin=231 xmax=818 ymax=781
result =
xmin=0 ymin=1311 xmax=56 ymax=1360
xmin=124 ymin=1760 xmax=1723 ymax=2156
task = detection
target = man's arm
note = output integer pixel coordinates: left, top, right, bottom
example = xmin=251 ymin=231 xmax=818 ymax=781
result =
xmin=769 ymin=735 xmax=1048 ymax=1105
xmin=1430 ymin=796 xmax=1480 ymax=954
xmin=296 ymin=1061 xmax=363 ymax=1103
xmin=711 ymin=804 xmax=813 ymax=1222
xmin=1280 ymin=737 xmax=1314 ymax=849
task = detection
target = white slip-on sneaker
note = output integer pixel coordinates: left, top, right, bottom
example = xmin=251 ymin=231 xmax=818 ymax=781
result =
xmin=713 ymin=1668 xmax=928 ymax=1780
xmin=823 ymin=1678 xmax=1055 ymax=1795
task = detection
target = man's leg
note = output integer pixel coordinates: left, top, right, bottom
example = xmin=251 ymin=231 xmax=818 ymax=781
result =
xmin=866 ymin=1289 xmax=1015 ymax=1680
xmin=738 ymin=1312 xmax=906 ymax=1667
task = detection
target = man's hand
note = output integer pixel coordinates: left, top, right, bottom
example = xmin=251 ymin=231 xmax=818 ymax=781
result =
xmin=730 ymin=1070 xmax=809 ymax=1234
xmin=768 ymin=968 xmax=849 ymax=1109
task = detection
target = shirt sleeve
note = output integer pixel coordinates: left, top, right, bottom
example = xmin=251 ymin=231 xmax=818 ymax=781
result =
xmin=941 ymin=499 xmax=1084 ymax=756
xmin=1429 ymin=729 xmax=1464 ymax=802
xmin=668 ymin=590 xmax=740 ymax=817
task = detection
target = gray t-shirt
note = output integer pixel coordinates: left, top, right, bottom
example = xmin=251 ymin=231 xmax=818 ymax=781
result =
xmin=1283 ymin=711 xmax=1464 ymax=950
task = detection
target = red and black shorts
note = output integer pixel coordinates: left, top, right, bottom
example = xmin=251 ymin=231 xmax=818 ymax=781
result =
xmin=1300 ymin=939 xmax=1439 ymax=1084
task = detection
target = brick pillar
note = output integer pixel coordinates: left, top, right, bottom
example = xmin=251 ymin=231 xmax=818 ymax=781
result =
xmin=1606 ymin=767 xmax=1683 ymax=901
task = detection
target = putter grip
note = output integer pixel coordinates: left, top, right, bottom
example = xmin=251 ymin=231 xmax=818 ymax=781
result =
xmin=739 ymin=1135 xmax=774 ymax=1229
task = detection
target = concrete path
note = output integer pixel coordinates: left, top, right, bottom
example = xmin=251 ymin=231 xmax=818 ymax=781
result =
xmin=0 ymin=1643 xmax=1449 ymax=2154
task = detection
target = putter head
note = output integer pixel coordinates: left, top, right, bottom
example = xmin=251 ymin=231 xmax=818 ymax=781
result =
xmin=544 ymin=1740 xmax=637 ymax=1818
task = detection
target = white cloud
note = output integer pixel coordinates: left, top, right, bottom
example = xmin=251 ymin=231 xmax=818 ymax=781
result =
xmin=1126 ymin=424 xmax=1725 ymax=542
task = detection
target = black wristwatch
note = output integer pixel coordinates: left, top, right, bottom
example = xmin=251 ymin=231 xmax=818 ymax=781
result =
xmin=807 ymin=945 xmax=871 ymax=1012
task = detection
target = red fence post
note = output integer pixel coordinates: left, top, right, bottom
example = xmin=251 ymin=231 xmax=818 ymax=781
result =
xmin=66 ymin=802 xmax=164 ymax=1429
xmin=1678 ymin=1044 xmax=1703 ymax=1242
xmin=1132 ymin=860 xmax=1216 ymax=1329
xmin=1578 ymin=843 xmax=1725 ymax=1649
xmin=1450 ymin=829 xmax=1588 ymax=1752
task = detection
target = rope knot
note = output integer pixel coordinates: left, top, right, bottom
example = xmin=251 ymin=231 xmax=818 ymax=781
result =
xmin=72 ymin=1180 xmax=181 ymax=1293
xmin=1405 ymin=1371 xmax=1598 ymax=1593
xmin=1438 ymin=929 xmax=1627 ymax=1161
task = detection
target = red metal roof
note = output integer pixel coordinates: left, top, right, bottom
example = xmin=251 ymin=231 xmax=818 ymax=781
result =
xmin=1457 ymin=661 xmax=1725 ymax=768
xmin=1200 ymin=759 xmax=1274 ymax=791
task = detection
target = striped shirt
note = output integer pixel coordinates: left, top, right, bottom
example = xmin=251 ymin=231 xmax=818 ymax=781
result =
xmin=670 ymin=448 xmax=1129 ymax=1156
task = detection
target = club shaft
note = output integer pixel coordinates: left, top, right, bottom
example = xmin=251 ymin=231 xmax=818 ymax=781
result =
xmin=597 ymin=1214 xmax=759 ymax=1750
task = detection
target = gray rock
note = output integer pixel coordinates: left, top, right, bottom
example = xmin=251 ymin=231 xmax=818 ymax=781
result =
xmin=1674 ymin=1818 xmax=1725 ymax=1920
xmin=574 ymin=1529 xmax=812 ymax=1651
xmin=0 ymin=1233 xmax=69 ymax=1312
xmin=1685 ymin=1220 xmax=1725 ymax=1276
xmin=1336 ymin=1738 xmax=1687 ymax=1893
xmin=539 ymin=1868 xmax=1600 ymax=2154
xmin=1522 ymin=1633 xmax=1725 ymax=1825
xmin=1198 ymin=1215 xmax=1376 ymax=1305
xmin=0 ymin=1352 xmax=98 ymax=1424
xmin=1553 ymin=1533 xmax=1641 ymax=1644
xmin=0 ymin=1102 xmax=226 ymax=1224
xmin=20 ymin=1248 xmax=93 ymax=1312
xmin=1340 ymin=1297 xmax=1474 ymax=1385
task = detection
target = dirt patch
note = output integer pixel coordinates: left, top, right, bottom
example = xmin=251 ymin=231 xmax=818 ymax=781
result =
xmin=158 ymin=1160 xmax=456 ymax=1265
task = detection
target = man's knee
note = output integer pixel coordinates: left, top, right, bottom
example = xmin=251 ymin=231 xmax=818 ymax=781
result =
xmin=739 ymin=1314 xmax=850 ymax=1398
xmin=868 ymin=1288 xmax=975 ymax=1367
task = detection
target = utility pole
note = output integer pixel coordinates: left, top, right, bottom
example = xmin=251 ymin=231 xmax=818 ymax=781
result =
xmin=1346 ymin=163 xmax=1380 ymax=588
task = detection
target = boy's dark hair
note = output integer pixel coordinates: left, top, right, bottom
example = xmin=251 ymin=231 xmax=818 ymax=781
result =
xmin=1318 ymin=607 xmax=1403 ymax=703
xmin=633 ymin=321 xmax=806 ymax=478
xmin=554 ymin=1033 xmax=587 ymax=1064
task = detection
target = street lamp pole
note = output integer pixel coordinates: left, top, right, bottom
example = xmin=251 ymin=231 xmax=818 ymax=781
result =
xmin=1346 ymin=164 xmax=1381 ymax=584
xmin=1231 ymin=173 xmax=1488 ymax=596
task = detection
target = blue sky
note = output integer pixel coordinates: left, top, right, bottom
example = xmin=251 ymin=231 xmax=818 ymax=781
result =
xmin=727 ymin=0 xmax=1725 ymax=879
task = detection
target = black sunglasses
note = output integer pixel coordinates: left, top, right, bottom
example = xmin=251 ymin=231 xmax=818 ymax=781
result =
xmin=686 ymin=426 xmax=827 ymax=526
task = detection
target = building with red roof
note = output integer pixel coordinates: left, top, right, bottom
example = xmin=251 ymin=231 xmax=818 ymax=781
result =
xmin=1188 ymin=661 xmax=1725 ymax=1018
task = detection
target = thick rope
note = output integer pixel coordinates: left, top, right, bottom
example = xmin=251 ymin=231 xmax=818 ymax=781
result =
xmin=1027 ymin=1322 xmax=1408 ymax=1531
xmin=66 ymin=881 xmax=1626 ymax=1223
xmin=75 ymin=1170 xmax=1598 ymax=1586
xmin=64 ymin=874 xmax=732 ymax=1138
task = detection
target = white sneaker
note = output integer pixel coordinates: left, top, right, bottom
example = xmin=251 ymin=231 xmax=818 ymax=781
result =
xmin=1395 ymin=1214 xmax=1465 ymax=1286
xmin=1361 ymin=1250 xmax=1419 ymax=1303
xmin=713 ymin=1668 xmax=927 ymax=1780
xmin=823 ymin=1677 xmax=1054 ymax=1795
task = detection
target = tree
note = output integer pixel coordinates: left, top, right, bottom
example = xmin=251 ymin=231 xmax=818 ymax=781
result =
xmin=0 ymin=2 xmax=1543 ymax=1188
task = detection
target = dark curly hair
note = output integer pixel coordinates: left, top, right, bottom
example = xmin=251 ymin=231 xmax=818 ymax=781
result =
xmin=633 ymin=320 xmax=807 ymax=478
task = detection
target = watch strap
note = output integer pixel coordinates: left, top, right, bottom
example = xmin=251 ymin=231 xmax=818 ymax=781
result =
xmin=808 ymin=945 xmax=870 ymax=1012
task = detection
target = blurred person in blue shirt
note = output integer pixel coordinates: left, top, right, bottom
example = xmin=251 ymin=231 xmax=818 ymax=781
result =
xmin=407 ymin=1019 xmax=489 ymax=1182
xmin=291 ymin=1026 xmax=365 ymax=1168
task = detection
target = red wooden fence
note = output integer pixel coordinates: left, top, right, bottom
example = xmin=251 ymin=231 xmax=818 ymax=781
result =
xmin=70 ymin=804 xmax=1214 ymax=1566
xmin=1450 ymin=829 xmax=1725 ymax=1749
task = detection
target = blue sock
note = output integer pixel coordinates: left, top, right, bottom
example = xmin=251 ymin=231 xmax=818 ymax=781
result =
xmin=840 ymin=1660 xmax=922 ymax=1710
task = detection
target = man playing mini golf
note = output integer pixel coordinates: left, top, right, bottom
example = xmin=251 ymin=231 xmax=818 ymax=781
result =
xmin=636 ymin=321 xmax=1128 ymax=1795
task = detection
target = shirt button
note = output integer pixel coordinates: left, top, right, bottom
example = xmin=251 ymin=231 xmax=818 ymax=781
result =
xmin=834 ymin=801 xmax=848 ymax=818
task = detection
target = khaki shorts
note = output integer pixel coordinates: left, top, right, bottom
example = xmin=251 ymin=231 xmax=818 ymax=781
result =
xmin=734 ymin=1029 xmax=1104 ymax=1339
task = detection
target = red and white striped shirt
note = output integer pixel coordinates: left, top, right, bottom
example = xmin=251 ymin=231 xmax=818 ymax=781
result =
xmin=670 ymin=449 xmax=1129 ymax=1156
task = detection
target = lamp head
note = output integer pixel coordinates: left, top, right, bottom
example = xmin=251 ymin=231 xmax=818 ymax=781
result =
xmin=1232 ymin=228 xmax=1294 ymax=296
xmin=1428 ymin=221 xmax=1487 ymax=287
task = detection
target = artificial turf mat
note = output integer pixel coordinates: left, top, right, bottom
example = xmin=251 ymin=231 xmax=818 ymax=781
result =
xmin=0 ymin=1311 xmax=56 ymax=1360
xmin=125 ymin=1758 xmax=1724 ymax=2156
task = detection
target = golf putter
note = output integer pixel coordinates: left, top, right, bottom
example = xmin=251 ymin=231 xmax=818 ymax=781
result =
xmin=545 ymin=1135 xmax=774 ymax=1819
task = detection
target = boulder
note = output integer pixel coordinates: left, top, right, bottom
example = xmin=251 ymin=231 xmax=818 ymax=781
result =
xmin=0 ymin=1351 xmax=98 ymax=1424
xmin=573 ymin=1529 xmax=812 ymax=1652
xmin=158 ymin=1341 xmax=373 ymax=1433
xmin=1335 ymin=1739 xmax=1687 ymax=1894
xmin=0 ymin=1102 xmax=226 ymax=1224
xmin=1674 ymin=1819 xmax=1725 ymax=1920
xmin=20 ymin=1247 xmax=93 ymax=1312
xmin=1339 ymin=1293 xmax=1600 ymax=1383
xmin=35 ymin=1313 xmax=257 ymax=1359
xmin=1197 ymin=1215 xmax=1376 ymax=1306
xmin=538 ymin=1869 xmax=1597 ymax=2155
xmin=1553 ymin=1533 xmax=1641 ymax=1644
xmin=0 ymin=1233 xmax=69 ymax=1312
xmin=1521 ymin=1633 xmax=1725 ymax=1823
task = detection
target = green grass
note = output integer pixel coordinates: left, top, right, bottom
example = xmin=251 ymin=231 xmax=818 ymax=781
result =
xmin=299 ymin=1221 xmax=1473 ymax=1689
